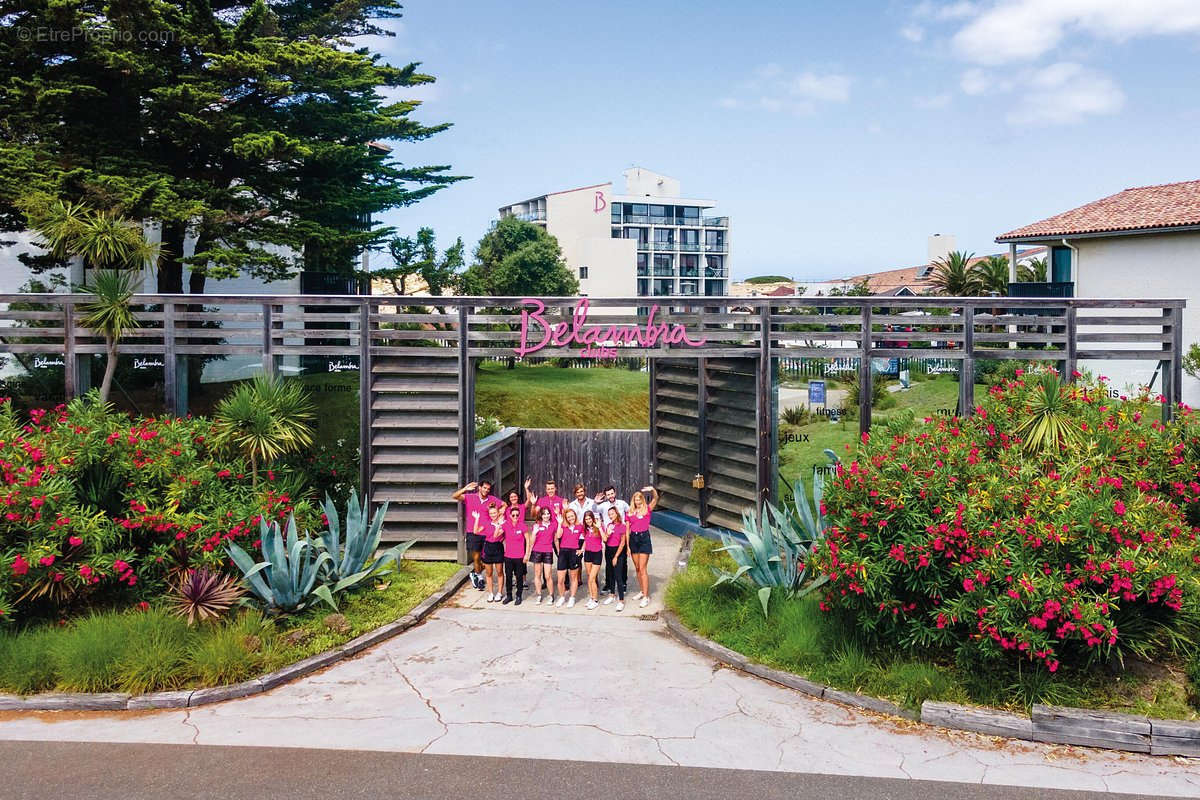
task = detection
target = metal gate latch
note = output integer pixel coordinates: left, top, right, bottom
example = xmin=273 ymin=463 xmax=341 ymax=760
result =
xmin=692 ymin=474 xmax=705 ymax=489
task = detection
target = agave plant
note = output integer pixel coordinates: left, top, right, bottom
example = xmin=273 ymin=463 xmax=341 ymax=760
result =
xmin=168 ymin=568 xmax=243 ymax=625
xmin=226 ymin=515 xmax=335 ymax=614
xmin=214 ymin=375 xmax=315 ymax=483
xmin=317 ymin=490 xmax=414 ymax=589
xmin=1014 ymin=373 xmax=1081 ymax=454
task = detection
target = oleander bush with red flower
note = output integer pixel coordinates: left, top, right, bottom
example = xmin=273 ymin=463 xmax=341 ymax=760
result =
xmin=810 ymin=369 xmax=1200 ymax=676
xmin=0 ymin=393 xmax=318 ymax=620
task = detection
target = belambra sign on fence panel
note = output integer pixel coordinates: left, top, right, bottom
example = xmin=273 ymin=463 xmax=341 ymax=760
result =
xmin=513 ymin=298 xmax=707 ymax=359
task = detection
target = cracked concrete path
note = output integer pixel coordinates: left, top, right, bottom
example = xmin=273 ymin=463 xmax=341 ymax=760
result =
xmin=1 ymin=532 xmax=1198 ymax=796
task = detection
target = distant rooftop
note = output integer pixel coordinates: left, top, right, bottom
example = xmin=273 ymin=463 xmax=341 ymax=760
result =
xmin=997 ymin=179 xmax=1200 ymax=241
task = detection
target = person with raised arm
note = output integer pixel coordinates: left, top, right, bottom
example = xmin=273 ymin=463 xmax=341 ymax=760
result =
xmin=451 ymin=480 xmax=503 ymax=591
xmin=481 ymin=503 xmax=507 ymax=602
xmin=528 ymin=505 xmax=558 ymax=605
xmin=626 ymin=485 xmax=659 ymax=608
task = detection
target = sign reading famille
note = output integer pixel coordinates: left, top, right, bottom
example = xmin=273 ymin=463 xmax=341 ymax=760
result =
xmin=513 ymin=298 xmax=706 ymax=360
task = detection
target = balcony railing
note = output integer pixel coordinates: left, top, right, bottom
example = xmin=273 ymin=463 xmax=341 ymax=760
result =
xmin=652 ymin=268 xmax=675 ymax=277
xmin=677 ymin=216 xmax=703 ymax=226
xmin=635 ymin=240 xmax=651 ymax=250
xmin=704 ymin=268 xmax=728 ymax=278
xmin=623 ymin=214 xmax=650 ymax=224
xmin=704 ymin=242 xmax=728 ymax=253
xmin=703 ymin=216 xmax=729 ymax=227
xmin=679 ymin=268 xmax=699 ymax=278
xmin=514 ymin=210 xmax=546 ymax=222
xmin=1008 ymin=281 xmax=1075 ymax=298
xmin=678 ymin=241 xmax=701 ymax=252
xmin=652 ymin=240 xmax=675 ymax=251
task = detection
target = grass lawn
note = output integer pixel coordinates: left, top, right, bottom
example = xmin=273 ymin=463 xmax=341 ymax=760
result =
xmin=0 ymin=560 xmax=458 ymax=696
xmin=779 ymin=376 xmax=963 ymax=486
xmin=475 ymin=362 xmax=649 ymax=429
xmin=667 ymin=539 xmax=1197 ymax=717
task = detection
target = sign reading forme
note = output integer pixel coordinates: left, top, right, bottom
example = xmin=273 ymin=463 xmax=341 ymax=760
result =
xmin=514 ymin=298 xmax=706 ymax=360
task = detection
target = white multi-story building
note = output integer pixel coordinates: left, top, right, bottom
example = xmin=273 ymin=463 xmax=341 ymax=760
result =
xmin=498 ymin=167 xmax=730 ymax=300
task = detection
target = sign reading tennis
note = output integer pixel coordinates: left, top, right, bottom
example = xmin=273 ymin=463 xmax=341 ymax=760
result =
xmin=513 ymin=298 xmax=707 ymax=359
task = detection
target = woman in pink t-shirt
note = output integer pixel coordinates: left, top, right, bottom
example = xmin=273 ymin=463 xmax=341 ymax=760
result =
xmin=603 ymin=506 xmax=630 ymax=611
xmin=554 ymin=508 xmax=584 ymax=608
xmin=481 ymin=504 xmax=507 ymax=602
xmin=528 ymin=506 xmax=558 ymax=605
xmin=626 ymin=485 xmax=659 ymax=608
xmin=580 ymin=510 xmax=605 ymax=609
xmin=501 ymin=505 xmax=530 ymax=605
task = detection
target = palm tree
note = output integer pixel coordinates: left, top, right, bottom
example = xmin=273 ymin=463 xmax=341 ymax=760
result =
xmin=928 ymin=250 xmax=982 ymax=296
xmin=23 ymin=198 xmax=158 ymax=402
xmin=215 ymin=375 xmax=315 ymax=484
xmin=78 ymin=270 xmax=142 ymax=402
xmin=972 ymin=255 xmax=1010 ymax=296
xmin=1017 ymin=257 xmax=1048 ymax=283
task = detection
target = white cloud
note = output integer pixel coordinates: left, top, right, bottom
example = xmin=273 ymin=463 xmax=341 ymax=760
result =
xmin=900 ymin=24 xmax=925 ymax=42
xmin=1004 ymin=62 xmax=1125 ymax=125
xmin=914 ymin=1 xmax=979 ymax=21
xmin=718 ymin=66 xmax=852 ymax=114
xmin=953 ymin=0 xmax=1200 ymax=65
xmin=915 ymin=92 xmax=953 ymax=108
xmin=959 ymin=67 xmax=1015 ymax=95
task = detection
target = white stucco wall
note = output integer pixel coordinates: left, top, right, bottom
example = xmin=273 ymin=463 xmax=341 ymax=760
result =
xmin=544 ymin=184 xmax=636 ymax=300
xmin=1069 ymin=230 xmax=1200 ymax=406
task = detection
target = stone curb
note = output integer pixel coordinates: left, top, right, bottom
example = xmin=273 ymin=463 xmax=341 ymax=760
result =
xmin=663 ymin=533 xmax=1199 ymax=755
xmin=9 ymin=564 xmax=471 ymax=713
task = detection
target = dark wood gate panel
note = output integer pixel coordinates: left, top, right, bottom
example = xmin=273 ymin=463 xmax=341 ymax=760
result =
xmin=703 ymin=357 xmax=766 ymax=531
xmin=368 ymin=350 xmax=462 ymax=554
xmin=474 ymin=427 xmax=522 ymax=497
xmin=651 ymin=358 xmax=702 ymax=520
xmin=521 ymin=429 xmax=651 ymax=496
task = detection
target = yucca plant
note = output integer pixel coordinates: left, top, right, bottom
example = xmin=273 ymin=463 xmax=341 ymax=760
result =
xmin=781 ymin=405 xmax=809 ymax=426
xmin=226 ymin=515 xmax=335 ymax=614
xmin=77 ymin=269 xmax=143 ymax=402
xmin=168 ymin=569 xmax=243 ymax=625
xmin=317 ymin=490 xmax=414 ymax=588
xmin=1014 ymin=373 xmax=1081 ymax=454
xmin=215 ymin=375 xmax=315 ymax=483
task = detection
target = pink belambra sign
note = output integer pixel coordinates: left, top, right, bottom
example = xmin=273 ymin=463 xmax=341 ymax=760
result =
xmin=513 ymin=298 xmax=706 ymax=359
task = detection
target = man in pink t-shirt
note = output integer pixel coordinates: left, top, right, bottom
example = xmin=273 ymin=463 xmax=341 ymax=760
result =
xmin=526 ymin=477 xmax=567 ymax=523
xmin=452 ymin=480 xmax=503 ymax=590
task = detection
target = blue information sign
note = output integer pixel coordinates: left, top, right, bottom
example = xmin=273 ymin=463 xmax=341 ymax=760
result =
xmin=809 ymin=380 xmax=826 ymax=405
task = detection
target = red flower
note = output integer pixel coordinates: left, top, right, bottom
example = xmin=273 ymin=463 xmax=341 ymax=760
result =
xmin=38 ymin=555 xmax=55 ymax=567
xmin=68 ymin=536 xmax=83 ymax=547
xmin=11 ymin=555 xmax=29 ymax=576
xmin=1113 ymin=500 xmax=1126 ymax=516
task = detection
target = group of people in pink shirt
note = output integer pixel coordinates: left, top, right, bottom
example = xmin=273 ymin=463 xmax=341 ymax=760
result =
xmin=452 ymin=477 xmax=659 ymax=611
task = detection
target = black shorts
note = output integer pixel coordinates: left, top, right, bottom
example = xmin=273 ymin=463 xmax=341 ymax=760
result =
xmin=557 ymin=549 xmax=581 ymax=571
xmin=482 ymin=541 xmax=505 ymax=564
xmin=583 ymin=549 xmax=602 ymax=565
xmin=466 ymin=533 xmax=486 ymax=554
xmin=529 ymin=551 xmax=554 ymax=564
xmin=628 ymin=531 xmax=653 ymax=555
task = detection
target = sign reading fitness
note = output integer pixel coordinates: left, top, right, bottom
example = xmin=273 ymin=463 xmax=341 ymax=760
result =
xmin=513 ymin=298 xmax=707 ymax=359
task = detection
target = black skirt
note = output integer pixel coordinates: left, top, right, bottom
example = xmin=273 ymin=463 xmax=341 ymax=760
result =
xmin=482 ymin=540 xmax=505 ymax=564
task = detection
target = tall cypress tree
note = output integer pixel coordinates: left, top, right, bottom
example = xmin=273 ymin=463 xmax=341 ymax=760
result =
xmin=0 ymin=0 xmax=465 ymax=290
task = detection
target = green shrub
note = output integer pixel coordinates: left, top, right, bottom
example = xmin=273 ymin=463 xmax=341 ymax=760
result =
xmin=0 ymin=393 xmax=319 ymax=620
xmin=114 ymin=610 xmax=193 ymax=693
xmin=880 ymin=661 xmax=959 ymax=708
xmin=811 ymin=372 xmax=1200 ymax=675
xmin=188 ymin=612 xmax=271 ymax=686
xmin=0 ymin=628 xmax=56 ymax=694
xmin=50 ymin=613 xmax=131 ymax=692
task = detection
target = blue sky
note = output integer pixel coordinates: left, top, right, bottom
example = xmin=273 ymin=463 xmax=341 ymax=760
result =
xmin=368 ymin=1 xmax=1200 ymax=281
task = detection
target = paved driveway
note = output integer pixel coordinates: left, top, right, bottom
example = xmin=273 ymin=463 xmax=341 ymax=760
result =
xmin=0 ymin=532 xmax=1197 ymax=796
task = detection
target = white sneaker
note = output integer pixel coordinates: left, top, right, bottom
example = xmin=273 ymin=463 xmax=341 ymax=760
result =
xmin=639 ymin=597 xmax=649 ymax=608
xmin=534 ymin=594 xmax=543 ymax=605
xmin=603 ymin=596 xmax=613 ymax=605
xmin=616 ymin=602 xmax=625 ymax=612
xmin=634 ymin=591 xmax=644 ymax=600
xmin=586 ymin=599 xmax=598 ymax=610
xmin=555 ymin=596 xmax=565 ymax=608
xmin=567 ymin=597 xmax=576 ymax=608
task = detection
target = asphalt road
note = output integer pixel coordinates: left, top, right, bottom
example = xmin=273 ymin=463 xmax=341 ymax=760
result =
xmin=0 ymin=741 xmax=1171 ymax=800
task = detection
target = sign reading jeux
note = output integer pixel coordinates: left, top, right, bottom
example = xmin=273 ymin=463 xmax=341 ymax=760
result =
xmin=513 ymin=298 xmax=706 ymax=360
